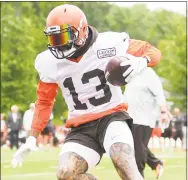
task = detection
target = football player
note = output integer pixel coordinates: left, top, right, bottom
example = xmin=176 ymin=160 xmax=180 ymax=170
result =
xmin=12 ymin=4 xmax=162 ymax=180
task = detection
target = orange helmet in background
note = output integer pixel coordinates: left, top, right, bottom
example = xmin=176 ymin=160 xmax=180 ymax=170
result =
xmin=44 ymin=4 xmax=89 ymax=59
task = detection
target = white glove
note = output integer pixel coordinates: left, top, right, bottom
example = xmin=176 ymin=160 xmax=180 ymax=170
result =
xmin=120 ymin=54 xmax=149 ymax=83
xmin=11 ymin=136 xmax=37 ymax=168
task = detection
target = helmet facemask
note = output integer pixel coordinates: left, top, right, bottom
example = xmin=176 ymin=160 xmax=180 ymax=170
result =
xmin=44 ymin=24 xmax=84 ymax=59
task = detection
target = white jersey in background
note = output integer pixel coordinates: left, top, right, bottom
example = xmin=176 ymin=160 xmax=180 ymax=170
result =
xmin=23 ymin=110 xmax=34 ymax=131
xmin=1 ymin=120 xmax=6 ymax=132
xmin=123 ymin=67 xmax=166 ymax=128
xmin=35 ymin=32 xmax=130 ymax=119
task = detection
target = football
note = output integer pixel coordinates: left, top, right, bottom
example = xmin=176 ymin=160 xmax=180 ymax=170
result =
xmin=105 ymin=57 xmax=130 ymax=86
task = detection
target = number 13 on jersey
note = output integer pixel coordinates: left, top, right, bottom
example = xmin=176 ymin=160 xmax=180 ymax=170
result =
xmin=63 ymin=69 xmax=112 ymax=110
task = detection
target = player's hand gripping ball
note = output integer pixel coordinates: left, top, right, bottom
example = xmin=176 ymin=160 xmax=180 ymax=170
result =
xmin=105 ymin=56 xmax=130 ymax=86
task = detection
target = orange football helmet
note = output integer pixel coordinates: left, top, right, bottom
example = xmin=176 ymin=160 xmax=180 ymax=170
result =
xmin=44 ymin=4 xmax=88 ymax=59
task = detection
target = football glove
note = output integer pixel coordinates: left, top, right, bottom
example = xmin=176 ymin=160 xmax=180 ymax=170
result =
xmin=120 ymin=54 xmax=150 ymax=83
xmin=11 ymin=136 xmax=37 ymax=168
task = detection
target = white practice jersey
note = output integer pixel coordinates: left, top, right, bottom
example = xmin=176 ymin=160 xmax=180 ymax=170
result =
xmin=35 ymin=32 xmax=130 ymax=119
xmin=123 ymin=68 xmax=166 ymax=128
xmin=23 ymin=109 xmax=34 ymax=131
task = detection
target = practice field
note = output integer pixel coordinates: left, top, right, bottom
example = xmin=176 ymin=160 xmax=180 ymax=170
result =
xmin=1 ymin=147 xmax=186 ymax=180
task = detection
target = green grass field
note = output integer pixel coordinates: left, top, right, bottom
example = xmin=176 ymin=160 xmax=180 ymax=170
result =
xmin=1 ymin=147 xmax=186 ymax=180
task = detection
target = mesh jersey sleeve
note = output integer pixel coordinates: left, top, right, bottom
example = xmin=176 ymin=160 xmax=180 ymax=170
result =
xmin=127 ymin=39 xmax=162 ymax=67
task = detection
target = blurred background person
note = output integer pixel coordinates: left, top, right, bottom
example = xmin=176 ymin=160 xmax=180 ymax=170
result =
xmin=150 ymin=119 xmax=162 ymax=150
xmin=6 ymin=105 xmax=23 ymax=150
xmin=20 ymin=103 xmax=35 ymax=145
xmin=160 ymin=106 xmax=174 ymax=151
xmin=172 ymin=107 xmax=185 ymax=149
xmin=38 ymin=112 xmax=56 ymax=148
xmin=23 ymin=103 xmax=35 ymax=136
xmin=54 ymin=114 xmax=71 ymax=147
xmin=124 ymin=67 xmax=168 ymax=179
xmin=1 ymin=113 xmax=8 ymax=146
xmin=182 ymin=114 xmax=187 ymax=151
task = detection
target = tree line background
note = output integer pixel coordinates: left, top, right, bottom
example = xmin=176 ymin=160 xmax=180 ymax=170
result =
xmin=1 ymin=2 xmax=186 ymax=124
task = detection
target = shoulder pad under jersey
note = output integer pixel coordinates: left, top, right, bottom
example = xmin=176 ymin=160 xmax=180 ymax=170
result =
xmin=34 ymin=50 xmax=59 ymax=83
xmin=94 ymin=31 xmax=130 ymax=56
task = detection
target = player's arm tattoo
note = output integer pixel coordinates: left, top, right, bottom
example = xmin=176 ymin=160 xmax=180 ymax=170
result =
xmin=109 ymin=142 xmax=143 ymax=180
xmin=57 ymin=152 xmax=98 ymax=180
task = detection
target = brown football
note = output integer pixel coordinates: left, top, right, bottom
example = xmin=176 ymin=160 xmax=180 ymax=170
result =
xmin=105 ymin=57 xmax=130 ymax=86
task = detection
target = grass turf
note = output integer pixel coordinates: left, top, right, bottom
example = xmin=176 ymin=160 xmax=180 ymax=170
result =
xmin=1 ymin=147 xmax=186 ymax=180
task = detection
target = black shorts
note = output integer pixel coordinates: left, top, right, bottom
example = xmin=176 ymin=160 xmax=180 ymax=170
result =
xmin=41 ymin=126 xmax=54 ymax=135
xmin=173 ymin=129 xmax=183 ymax=141
xmin=162 ymin=128 xmax=172 ymax=138
xmin=64 ymin=111 xmax=133 ymax=158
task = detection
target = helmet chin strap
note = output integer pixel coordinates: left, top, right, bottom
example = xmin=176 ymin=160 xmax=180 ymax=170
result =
xmin=64 ymin=47 xmax=77 ymax=58
xmin=55 ymin=46 xmax=77 ymax=59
